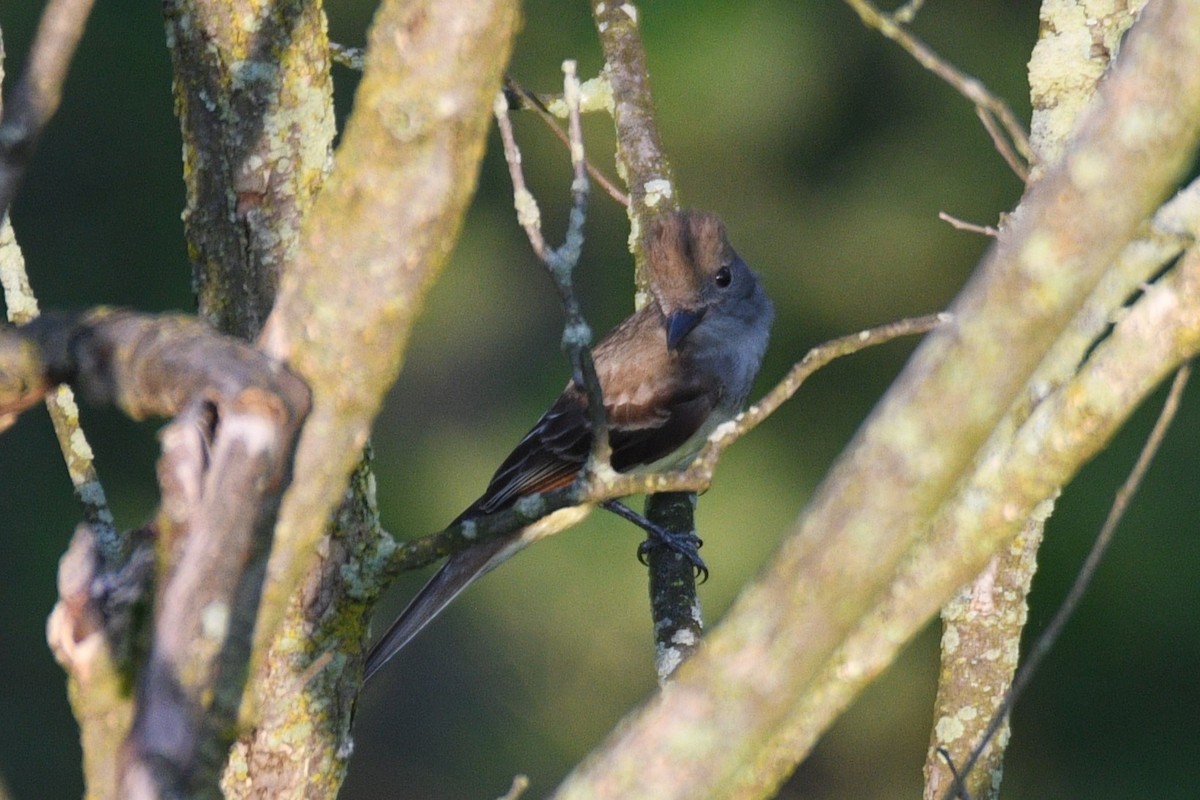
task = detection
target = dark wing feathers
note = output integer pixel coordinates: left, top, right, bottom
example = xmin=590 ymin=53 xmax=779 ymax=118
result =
xmin=465 ymin=306 xmax=722 ymax=515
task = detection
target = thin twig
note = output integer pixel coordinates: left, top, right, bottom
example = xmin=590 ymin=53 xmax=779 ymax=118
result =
xmin=938 ymin=211 xmax=998 ymax=238
xmin=892 ymin=0 xmax=926 ymax=24
xmin=944 ymin=363 xmax=1192 ymax=800
xmin=495 ymin=60 xmax=610 ymax=462
xmin=976 ymin=107 xmax=1029 ymax=183
xmin=692 ymin=312 xmax=949 ymax=472
xmin=0 ymin=44 xmax=118 ymax=567
xmin=842 ymin=0 xmax=1031 ymax=181
xmin=504 ymin=76 xmax=630 ymax=206
xmin=494 ymin=92 xmax=548 ymax=259
xmin=384 ymin=312 xmax=948 ymax=576
xmin=0 ymin=0 xmax=97 ymax=218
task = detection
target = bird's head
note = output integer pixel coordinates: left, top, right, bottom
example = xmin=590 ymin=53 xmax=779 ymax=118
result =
xmin=644 ymin=210 xmax=764 ymax=351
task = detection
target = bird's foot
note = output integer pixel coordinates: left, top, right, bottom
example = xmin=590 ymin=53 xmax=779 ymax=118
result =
xmin=637 ymin=529 xmax=708 ymax=582
xmin=600 ymin=499 xmax=708 ymax=580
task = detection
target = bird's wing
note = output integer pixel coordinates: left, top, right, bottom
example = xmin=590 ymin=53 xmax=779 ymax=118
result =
xmin=593 ymin=308 xmax=721 ymax=471
xmin=364 ymin=310 xmax=722 ymax=679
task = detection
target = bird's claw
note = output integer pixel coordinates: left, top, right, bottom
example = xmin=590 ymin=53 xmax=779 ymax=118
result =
xmin=638 ymin=528 xmax=708 ymax=582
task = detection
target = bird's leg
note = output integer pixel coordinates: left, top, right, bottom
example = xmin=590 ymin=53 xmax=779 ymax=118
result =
xmin=600 ymin=499 xmax=708 ymax=581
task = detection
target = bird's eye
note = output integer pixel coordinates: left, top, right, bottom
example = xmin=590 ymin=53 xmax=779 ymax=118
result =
xmin=714 ymin=266 xmax=732 ymax=288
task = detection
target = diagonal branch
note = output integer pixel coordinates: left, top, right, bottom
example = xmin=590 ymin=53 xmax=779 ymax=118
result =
xmin=938 ymin=363 xmax=1192 ymax=800
xmin=381 ymin=313 xmax=944 ymax=579
xmin=0 ymin=309 xmax=310 ymax=799
xmin=842 ymin=0 xmax=1031 ymax=181
xmin=0 ymin=43 xmax=117 ymax=567
xmin=0 ymin=0 xmax=96 ymax=218
xmin=551 ymin=2 xmax=1200 ymax=796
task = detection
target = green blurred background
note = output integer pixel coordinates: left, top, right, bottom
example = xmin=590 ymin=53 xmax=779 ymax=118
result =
xmin=2 ymin=1 xmax=1198 ymax=798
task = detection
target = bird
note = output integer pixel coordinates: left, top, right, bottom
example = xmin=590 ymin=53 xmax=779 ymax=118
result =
xmin=363 ymin=209 xmax=774 ymax=682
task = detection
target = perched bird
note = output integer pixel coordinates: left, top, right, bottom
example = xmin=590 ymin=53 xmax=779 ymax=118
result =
xmin=364 ymin=210 xmax=773 ymax=681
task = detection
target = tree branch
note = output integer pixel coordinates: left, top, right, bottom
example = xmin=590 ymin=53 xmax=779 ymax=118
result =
xmin=234 ymin=1 xmax=520 ymax=794
xmin=935 ymin=363 xmax=1190 ymax=800
xmin=163 ymin=0 xmax=335 ymax=340
xmin=552 ymin=3 xmax=1200 ymax=796
xmin=0 ymin=309 xmax=310 ymax=799
xmin=0 ymin=42 xmax=117 ymax=567
xmin=923 ymin=5 xmax=1150 ymax=796
xmin=0 ymin=0 xmax=95 ymax=218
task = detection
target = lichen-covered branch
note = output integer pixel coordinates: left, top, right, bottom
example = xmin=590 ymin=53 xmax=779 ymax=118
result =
xmin=591 ymin=0 xmax=677 ymax=285
xmin=163 ymin=0 xmax=335 ymax=340
xmin=381 ymin=313 xmax=943 ymax=579
xmin=552 ymin=3 xmax=1200 ymax=797
xmin=1027 ymin=0 xmax=1147 ymax=176
xmin=0 ymin=309 xmax=310 ymax=799
xmin=842 ymin=0 xmax=1031 ymax=180
xmin=922 ymin=4 xmax=1149 ymax=795
xmin=923 ymin=521 xmax=1045 ymax=800
xmin=232 ymin=1 xmax=520 ymax=794
xmin=933 ymin=362 xmax=1189 ymax=800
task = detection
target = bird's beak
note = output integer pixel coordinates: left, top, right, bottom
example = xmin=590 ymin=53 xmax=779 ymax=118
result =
xmin=665 ymin=307 xmax=706 ymax=350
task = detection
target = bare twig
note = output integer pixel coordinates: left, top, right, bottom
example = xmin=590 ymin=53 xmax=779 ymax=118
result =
xmin=504 ymin=76 xmax=630 ymax=206
xmin=938 ymin=211 xmax=998 ymax=238
xmin=0 ymin=153 xmax=117 ymax=565
xmin=943 ymin=363 xmax=1192 ymax=800
xmin=0 ymin=0 xmax=96 ymax=218
xmin=686 ymin=313 xmax=947 ymax=476
xmin=383 ymin=313 xmax=946 ymax=578
xmin=495 ymin=60 xmax=609 ymax=463
xmin=0 ymin=310 xmax=311 ymax=798
xmin=976 ymin=106 xmax=1029 ymax=183
xmin=842 ymin=0 xmax=1031 ymax=181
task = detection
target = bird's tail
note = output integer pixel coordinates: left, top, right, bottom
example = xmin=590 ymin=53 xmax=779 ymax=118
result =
xmin=362 ymin=535 xmax=523 ymax=683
